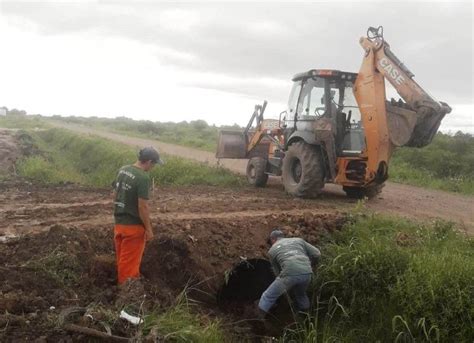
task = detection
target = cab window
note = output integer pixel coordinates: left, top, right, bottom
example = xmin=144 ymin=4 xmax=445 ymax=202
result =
xmin=296 ymin=78 xmax=325 ymax=118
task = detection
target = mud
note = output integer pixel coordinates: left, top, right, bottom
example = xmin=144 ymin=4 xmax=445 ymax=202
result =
xmin=0 ymin=180 xmax=347 ymax=341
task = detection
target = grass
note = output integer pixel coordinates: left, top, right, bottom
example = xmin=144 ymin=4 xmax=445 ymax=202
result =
xmin=24 ymin=247 xmax=83 ymax=287
xmin=390 ymin=132 xmax=474 ymax=195
xmin=280 ymin=212 xmax=474 ymax=342
xmin=141 ymin=293 xmax=227 ymax=342
xmin=389 ymin=161 xmax=474 ymax=195
xmin=0 ymin=113 xmax=50 ymax=130
xmin=15 ymin=128 xmax=243 ymax=188
xmin=50 ymin=115 xmax=221 ymax=152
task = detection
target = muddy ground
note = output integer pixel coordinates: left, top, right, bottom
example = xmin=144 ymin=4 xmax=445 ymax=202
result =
xmin=1 ymin=128 xmax=472 ymax=341
xmin=0 ymin=180 xmax=347 ymax=341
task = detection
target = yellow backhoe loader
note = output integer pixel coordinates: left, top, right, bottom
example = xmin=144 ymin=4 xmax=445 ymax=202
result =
xmin=216 ymin=26 xmax=451 ymax=198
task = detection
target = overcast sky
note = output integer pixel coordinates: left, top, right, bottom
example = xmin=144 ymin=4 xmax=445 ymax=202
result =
xmin=0 ymin=0 xmax=472 ymax=132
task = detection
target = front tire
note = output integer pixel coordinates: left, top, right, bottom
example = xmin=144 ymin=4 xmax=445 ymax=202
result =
xmin=247 ymin=157 xmax=269 ymax=187
xmin=282 ymin=141 xmax=325 ymax=198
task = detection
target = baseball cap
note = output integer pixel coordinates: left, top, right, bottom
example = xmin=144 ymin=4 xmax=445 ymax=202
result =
xmin=269 ymin=229 xmax=284 ymax=240
xmin=138 ymin=147 xmax=164 ymax=165
xmin=267 ymin=229 xmax=284 ymax=245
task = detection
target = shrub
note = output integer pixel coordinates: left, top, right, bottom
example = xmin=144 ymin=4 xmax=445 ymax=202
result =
xmin=304 ymin=215 xmax=474 ymax=342
xmin=390 ymin=132 xmax=474 ymax=194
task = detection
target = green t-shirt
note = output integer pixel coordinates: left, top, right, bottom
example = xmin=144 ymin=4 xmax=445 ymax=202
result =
xmin=268 ymin=238 xmax=321 ymax=277
xmin=113 ymin=165 xmax=150 ymax=225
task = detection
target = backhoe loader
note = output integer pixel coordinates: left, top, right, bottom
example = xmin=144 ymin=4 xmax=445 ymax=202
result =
xmin=216 ymin=26 xmax=451 ymax=198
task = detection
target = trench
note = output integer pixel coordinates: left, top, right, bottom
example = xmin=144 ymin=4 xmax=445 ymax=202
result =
xmin=217 ymin=258 xmax=297 ymax=337
xmin=217 ymin=258 xmax=275 ymax=305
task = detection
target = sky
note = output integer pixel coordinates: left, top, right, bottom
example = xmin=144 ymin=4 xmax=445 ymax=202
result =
xmin=0 ymin=0 xmax=472 ymax=133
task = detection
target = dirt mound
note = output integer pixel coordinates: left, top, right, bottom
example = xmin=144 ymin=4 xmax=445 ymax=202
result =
xmin=0 ymin=181 xmax=351 ymax=340
xmin=0 ymin=210 xmax=346 ymax=340
xmin=0 ymin=225 xmax=120 ymax=340
xmin=0 ymin=129 xmax=22 ymax=174
xmin=142 ymin=237 xmax=197 ymax=289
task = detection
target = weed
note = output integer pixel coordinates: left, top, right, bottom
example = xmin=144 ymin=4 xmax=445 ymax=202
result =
xmin=392 ymin=315 xmax=440 ymax=343
xmin=0 ymin=114 xmax=50 ymax=130
xmin=23 ymin=247 xmax=83 ymax=286
xmin=16 ymin=129 xmax=243 ymax=188
xmin=297 ymin=215 xmax=474 ymax=342
xmin=141 ymin=292 xmax=226 ymax=342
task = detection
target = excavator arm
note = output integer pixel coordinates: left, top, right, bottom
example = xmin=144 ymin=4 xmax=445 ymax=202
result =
xmin=353 ymin=26 xmax=451 ymax=183
xmin=359 ymin=26 xmax=451 ymax=147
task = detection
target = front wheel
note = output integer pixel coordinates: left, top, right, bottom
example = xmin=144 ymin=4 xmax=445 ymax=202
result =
xmin=282 ymin=141 xmax=325 ymax=198
xmin=246 ymin=157 xmax=269 ymax=187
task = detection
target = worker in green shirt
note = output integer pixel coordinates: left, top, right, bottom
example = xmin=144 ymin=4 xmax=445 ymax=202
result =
xmin=258 ymin=229 xmax=321 ymax=316
xmin=113 ymin=147 xmax=163 ymax=284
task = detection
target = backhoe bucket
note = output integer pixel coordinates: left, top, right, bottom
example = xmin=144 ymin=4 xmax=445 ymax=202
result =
xmin=386 ymin=102 xmax=451 ymax=148
xmin=405 ymin=103 xmax=451 ymax=147
xmin=386 ymin=103 xmax=418 ymax=147
xmin=216 ymin=130 xmax=248 ymax=159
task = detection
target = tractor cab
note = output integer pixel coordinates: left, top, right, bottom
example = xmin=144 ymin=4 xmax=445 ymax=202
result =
xmin=283 ymin=69 xmax=365 ymax=156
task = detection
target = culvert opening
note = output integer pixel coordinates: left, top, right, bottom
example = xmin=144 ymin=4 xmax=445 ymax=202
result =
xmin=217 ymin=258 xmax=275 ymax=305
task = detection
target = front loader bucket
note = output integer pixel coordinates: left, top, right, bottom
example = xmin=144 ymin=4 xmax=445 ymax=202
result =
xmin=216 ymin=130 xmax=248 ymax=159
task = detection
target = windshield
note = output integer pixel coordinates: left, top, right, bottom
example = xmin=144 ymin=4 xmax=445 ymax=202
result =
xmin=286 ymin=77 xmax=362 ymax=128
xmin=296 ymin=78 xmax=325 ymax=118
xmin=286 ymin=80 xmax=302 ymax=121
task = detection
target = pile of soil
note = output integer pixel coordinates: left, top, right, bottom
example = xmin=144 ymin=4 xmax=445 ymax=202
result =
xmin=0 ymin=129 xmax=22 ymax=174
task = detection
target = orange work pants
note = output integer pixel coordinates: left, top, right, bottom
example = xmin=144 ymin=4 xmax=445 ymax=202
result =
xmin=114 ymin=224 xmax=146 ymax=284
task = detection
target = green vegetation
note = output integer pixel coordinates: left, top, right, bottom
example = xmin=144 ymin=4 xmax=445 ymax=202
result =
xmin=142 ymin=294 xmax=226 ymax=342
xmin=16 ymin=128 xmax=243 ymax=188
xmin=390 ymin=132 xmax=474 ymax=195
xmin=281 ymin=212 xmax=474 ymax=342
xmin=0 ymin=112 xmax=50 ymax=129
xmin=51 ymin=115 xmax=227 ymax=152
xmin=24 ymin=247 xmax=82 ymax=287
xmin=2 ymin=110 xmax=473 ymax=194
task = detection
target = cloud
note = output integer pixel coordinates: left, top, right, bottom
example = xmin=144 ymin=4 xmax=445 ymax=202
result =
xmin=1 ymin=1 xmax=472 ymax=110
xmin=180 ymin=72 xmax=290 ymax=103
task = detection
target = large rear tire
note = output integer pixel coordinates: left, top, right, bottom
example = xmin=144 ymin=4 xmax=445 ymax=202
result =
xmin=343 ymin=183 xmax=385 ymax=199
xmin=246 ymin=157 xmax=269 ymax=187
xmin=282 ymin=141 xmax=325 ymax=198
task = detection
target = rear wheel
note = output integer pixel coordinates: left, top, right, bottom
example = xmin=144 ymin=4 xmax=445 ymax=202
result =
xmin=246 ymin=157 xmax=269 ymax=187
xmin=282 ymin=141 xmax=325 ymax=198
xmin=343 ymin=183 xmax=385 ymax=199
